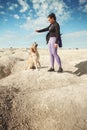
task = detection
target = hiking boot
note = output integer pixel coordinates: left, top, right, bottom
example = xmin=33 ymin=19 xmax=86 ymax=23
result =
xmin=48 ymin=68 xmax=55 ymax=72
xmin=57 ymin=67 xmax=63 ymax=72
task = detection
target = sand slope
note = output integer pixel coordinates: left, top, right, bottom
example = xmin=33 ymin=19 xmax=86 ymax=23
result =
xmin=0 ymin=48 xmax=87 ymax=130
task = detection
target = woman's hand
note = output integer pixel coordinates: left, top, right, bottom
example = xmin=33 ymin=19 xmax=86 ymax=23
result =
xmin=35 ymin=30 xmax=39 ymax=32
xmin=54 ymin=43 xmax=58 ymax=48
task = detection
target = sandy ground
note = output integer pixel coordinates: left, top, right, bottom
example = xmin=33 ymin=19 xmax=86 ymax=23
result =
xmin=0 ymin=48 xmax=87 ymax=130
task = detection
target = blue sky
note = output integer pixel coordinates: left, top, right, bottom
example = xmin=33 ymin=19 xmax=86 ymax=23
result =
xmin=0 ymin=0 xmax=87 ymax=48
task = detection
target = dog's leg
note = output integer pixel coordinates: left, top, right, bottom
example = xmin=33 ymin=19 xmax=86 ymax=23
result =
xmin=38 ymin=61 xmax=41 ymax=69
xmin=35 ymin=63 xmax=38 ymax=70
xmin=36 ymin=61 xmax=41 ymax=71
xmin=34 ymin=61 xmax=39 ymax=70
xmin=39 ymin=61 xmax=41 ymax=67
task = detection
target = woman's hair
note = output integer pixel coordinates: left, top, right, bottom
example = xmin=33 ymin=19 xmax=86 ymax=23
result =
xmin=48 ymin=13 xmax=56 ymax=21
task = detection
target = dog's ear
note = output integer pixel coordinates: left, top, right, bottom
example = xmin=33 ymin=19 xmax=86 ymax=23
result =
xmin=35 ymin=44 xmax=38 ymax=47
xmin=34 ymin=42 xmax=38 ymax=47
xmin=31 ymin=48 xmax=36 ymax=53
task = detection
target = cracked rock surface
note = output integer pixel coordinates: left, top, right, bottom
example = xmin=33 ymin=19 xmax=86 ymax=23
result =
xmin=0 ymin=48 xmax=87 ymax=130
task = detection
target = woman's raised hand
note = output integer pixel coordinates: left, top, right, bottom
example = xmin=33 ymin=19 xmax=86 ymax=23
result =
xmin=35 ymin=30 xmax=39 ymax=32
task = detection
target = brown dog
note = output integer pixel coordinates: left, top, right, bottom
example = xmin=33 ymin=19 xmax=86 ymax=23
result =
xmin=26 ymin=42 xmax=41 ymax=70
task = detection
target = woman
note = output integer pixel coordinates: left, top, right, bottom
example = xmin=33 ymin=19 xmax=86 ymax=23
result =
xmin=36 ymin=13 xmax=63 ymax=72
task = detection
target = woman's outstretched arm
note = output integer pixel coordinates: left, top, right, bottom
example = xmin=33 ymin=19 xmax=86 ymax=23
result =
xmin=35 ymin=26 xmax=50 ymax=33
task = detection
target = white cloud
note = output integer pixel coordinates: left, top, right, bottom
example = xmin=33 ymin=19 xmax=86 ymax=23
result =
xmin=14 ymin=14 xmax=20 ymax=19
xmin=79 ymin=0 xmax=86 ymax=4
xmin=0 ymin=31 xmax=32 ymax=48
xmin=17 ymin=0 xmax=29 ymax=13
xmin=0 ymin=11 xmax=5 ymax=14
xmin=64 ymin=31 xmax=87 ymax=37
xmin=4 ymin=19 xmax=8 ymax=22
xmin=21 ymin=0 xmax=70 ymax=31
xmin=33 ymin=3 xmax=39 ymax=10
xmin=0 ymin=31 xmax=19 ymax=47
xmin=20 ymin=16 xmax=48 ymax=30
xmin=1 ymin=30 xmax=87 ymax=48
xmin=8 ymin=3 xmax=18 ymax=11
xmin=14 ymin=4 xmax=18 ymax=8
xmin=0 ymin=5 xmax=3 ymax=8
xmin=83 ymin=4 xmax=87 ymax=12
xmin=62 ymin=31 xmax=87 ymax=48
xmin=32 ymin=0 xmax=69 ymax=18
xmin=8 ymin=6 xmax=14 ymax=10
xmin=79 ymin=0 xmax=87 ymax=13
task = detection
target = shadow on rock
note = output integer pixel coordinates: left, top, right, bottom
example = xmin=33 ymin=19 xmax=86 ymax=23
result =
xmin=0 ymin=86 xmax=20 ymax=130
xmin=64 ymin=60 xmax=87 ymax=77
xmin=73 ymin=60 xmax=87 ymax=76
xmin=0 ymin=56 xmax=25 ymax=80
xmin=0 ymin=65 xmax=11 ymax=79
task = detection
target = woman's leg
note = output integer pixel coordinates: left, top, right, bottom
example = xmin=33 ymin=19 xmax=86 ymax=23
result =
xmin=48 ymin=37 xmax=63 ymax=72
xmin=51 ymin=37 xmax=62 ymax=68
xmin=48 ymin=38 xmax=55 ymax=69
xmin=54 ymin=47 xmax=62 ymax=68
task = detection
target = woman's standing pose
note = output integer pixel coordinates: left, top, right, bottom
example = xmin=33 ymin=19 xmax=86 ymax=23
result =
xmin=36 ymin=13 xmax=63 ymax=72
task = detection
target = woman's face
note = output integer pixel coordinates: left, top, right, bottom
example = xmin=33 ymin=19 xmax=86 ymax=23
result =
xmin=48 ymin=17 xmax=55 ymax=24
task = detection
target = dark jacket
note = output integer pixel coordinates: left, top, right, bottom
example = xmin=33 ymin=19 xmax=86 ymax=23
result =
xmin=38 ymin=21 xmax=62 ymax=47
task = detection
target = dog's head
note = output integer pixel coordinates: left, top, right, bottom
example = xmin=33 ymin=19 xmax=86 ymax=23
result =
xmin=31 ymin=42 xmax=38 ymax=53
xmin=32 ymin=42 xmax=38 ymax=48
